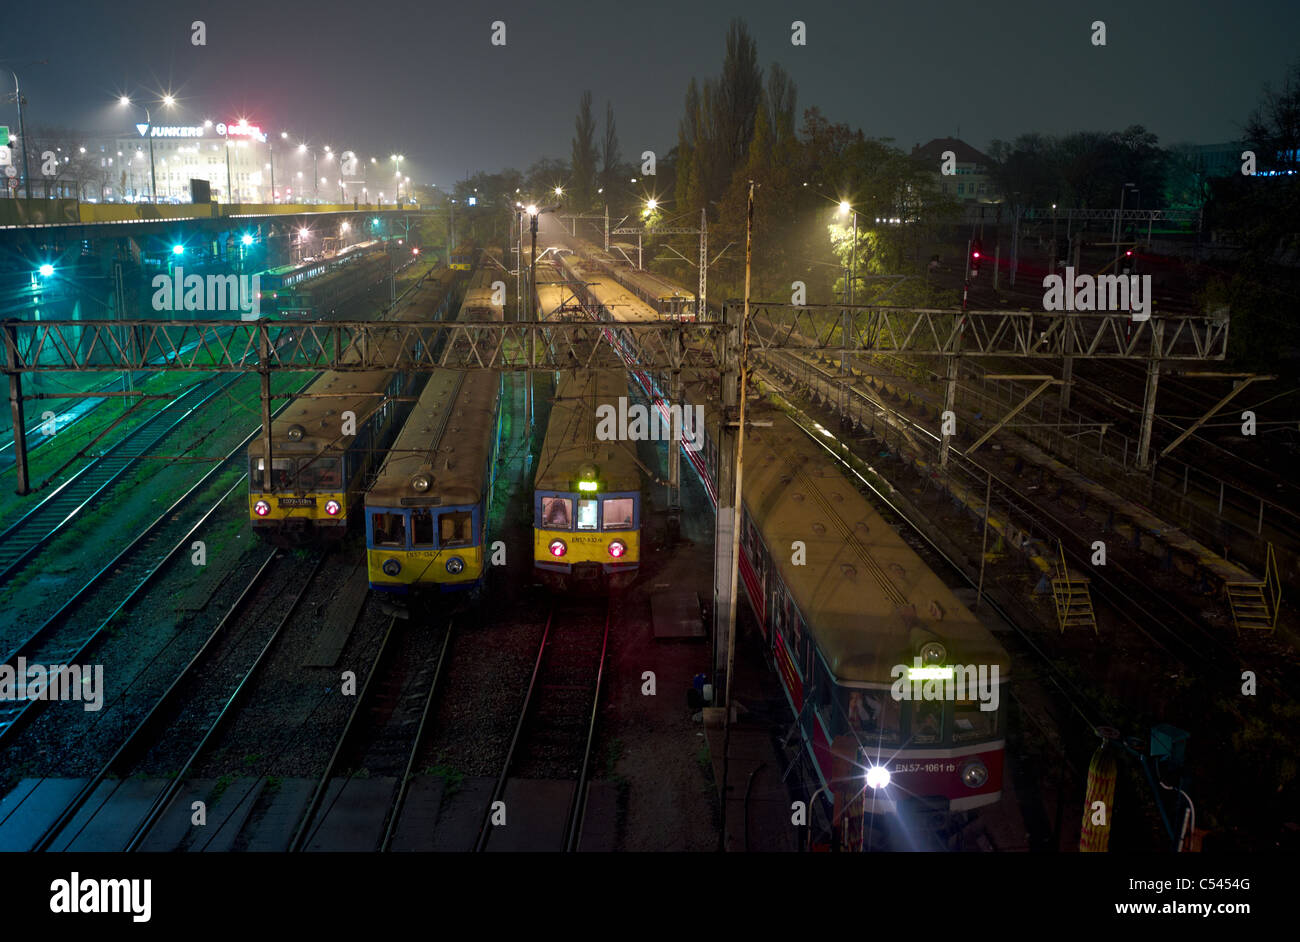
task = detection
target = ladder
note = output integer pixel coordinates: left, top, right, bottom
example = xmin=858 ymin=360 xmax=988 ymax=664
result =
xmin=1052 ymin=541 xmax=1098 ymax=634
xmin=1227 ymin=543 xmax=1282 ymax=632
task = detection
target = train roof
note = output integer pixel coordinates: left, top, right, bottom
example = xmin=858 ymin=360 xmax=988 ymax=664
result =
xmin=248 ymin=367 xmax=398 ymax=458
xmin=249 ymin=268 xmax=452 ymax=458
xmin=559 ymin=256 xmax=659 ymax=323
xmin=534 ymin=369 xmax=643 ymax=493
xmin=367 ymin=369 xmax=500 ymax=507
xmin=692 ymin=380 xmax=1010 ymax=685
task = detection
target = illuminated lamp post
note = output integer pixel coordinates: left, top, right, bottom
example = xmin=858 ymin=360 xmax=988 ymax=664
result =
xmin=119 ymin=93 xmax=174 ymax=204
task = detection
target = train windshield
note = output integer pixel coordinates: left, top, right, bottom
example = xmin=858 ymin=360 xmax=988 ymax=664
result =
xmin=298 ymin=457 xmax=341 ymax=490
xmin=602 ymin=498 xmax=634 ymax=529
xmin=576 ymin=499 xmax=598 ymax=530
xmin=438 ymin=511 xmax=473 ymax=547
xmin=251 ymin=457 xmax=295 ymax=490
xmin=541 ymin=497 xmax=572 ymax=529
xmin=952 ymin=696 xmax=999 ymax=743
xmin=372 ymin=512 xmax=407 ymax=548
xmin=843 ymin=689 xmax=900 ymax=746
xmin=411 ymin=509 xmax=435 ymax=548
xmin=910 ymin=701 xmax=944 ymax=745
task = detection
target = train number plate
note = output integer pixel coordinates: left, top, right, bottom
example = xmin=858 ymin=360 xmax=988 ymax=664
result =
xmin=278 ymin=497 xmax=317 ymax=508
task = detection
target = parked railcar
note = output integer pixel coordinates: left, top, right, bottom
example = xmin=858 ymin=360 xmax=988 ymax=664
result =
xmin=533 ymin=369 xmax=642 ymax=590
xmin=365 ymin=369 xmax=502 ymax=593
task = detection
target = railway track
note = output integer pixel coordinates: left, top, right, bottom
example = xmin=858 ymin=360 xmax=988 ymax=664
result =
xmin=0 ymin=381 xmax=314 ymax=747
xmin=0 ymin=371 xmax=244 ymax=584
xmin=765 ymin=349 xmax=1288 ymax=683
xmin=22 ymin=550 xmax=324 ymax=852
xmin=290 ymin=617 xmax=454 ymax=852
xmin=476 ymin=600 xmax=610 ymax=853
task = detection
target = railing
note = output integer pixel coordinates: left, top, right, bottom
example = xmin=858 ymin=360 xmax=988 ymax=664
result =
xmin=876 ymin=352 xmax=1300 ymax=591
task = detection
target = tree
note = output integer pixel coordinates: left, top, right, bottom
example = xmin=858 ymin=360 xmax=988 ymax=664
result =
xmin=525 ymin=157 xmax=570 ymax=203
xmin=765 ymin=62 xmax=797 ymax=151
xmin=707 ymin=19 xmax=762 ymax=207
xmin=570 ymin=90 xmax=598 ymax=212
xmin=600 ymin=100 xmax=620 ymax=203
xmin=1243 ymin=58 xmax=1300 ymax=174
xmin=675 ymin=79 xmax=701 ymax=214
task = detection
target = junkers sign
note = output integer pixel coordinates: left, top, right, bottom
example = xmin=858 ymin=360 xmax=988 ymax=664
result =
xmin=136 ymin=121 xmax=267 ymax=143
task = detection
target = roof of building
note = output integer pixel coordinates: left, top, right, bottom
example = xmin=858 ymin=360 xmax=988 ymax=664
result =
xmin=912 ymin=137 xmax=993 ymax=167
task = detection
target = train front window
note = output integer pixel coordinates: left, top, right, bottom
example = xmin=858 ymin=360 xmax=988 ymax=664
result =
xmin=844 ymin=690 xmax=900 ymax=746
xmin=411 ymin=509 xmax=434 ymax=547
xmin=299 ymin=457 xmax=341 ymax=490
xmin=541 ymin=497 xmax=572 ymax=529
xmin=439 ymin=511 xmax=473 ymax=547
xmin=602 ymin=498 xmax=634 ymax=530
xmin=576 ymin=499 xmax=598 ymax=530
xmin=251 ymin=457 xmax=295 ymax=490
xmin=372 ymin=512 xmax=407 ymax=548
xmin=910 ymin=701 xmax=944 ymax=745
xmin=952 ymin=697 xmax=999 ymax=743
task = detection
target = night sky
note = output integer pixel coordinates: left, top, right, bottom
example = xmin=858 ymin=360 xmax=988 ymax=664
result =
xmin=7 ymin=0 xmax=1298 ymax=185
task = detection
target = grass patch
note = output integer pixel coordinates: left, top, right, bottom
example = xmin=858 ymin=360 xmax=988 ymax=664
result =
xmin=424 ymin=760 xmax=465 ymax=798
xmin=208 ymin=774 xmax=234 ymax=807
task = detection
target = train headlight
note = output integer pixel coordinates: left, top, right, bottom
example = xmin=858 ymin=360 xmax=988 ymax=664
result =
xmin=919 ymin=641 xmax=947 ymax=666
xmin=865 ymin=766 xmax=891 ymax=790
xmin=325 ymin=500 xmax=341 ymax=516
xmin=961 ymin=760 xmax=989 ymax=789
xmin=254 ymin=500 xmax=270 ymax=517
xmin=549 ymin=539 xmax=567 ymax=558
xmin=607 ymin=540 xmax=626 ymax=558
xmin=382 ymin=558 xmax=402 ymax=576
xmin=410 ymin=473 xmax=431 ymax=493
xmin=287 ymin=424 xmax=305 ymax=442
xmin=446 ymin=556 xmax=465 ymax=575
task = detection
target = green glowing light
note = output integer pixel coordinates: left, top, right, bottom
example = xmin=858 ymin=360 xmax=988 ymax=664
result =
xmin=908 ymin=666 xmax=954 ymax=680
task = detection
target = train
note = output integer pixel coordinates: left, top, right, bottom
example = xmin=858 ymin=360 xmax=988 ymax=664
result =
xmin=555 ymin=234 xmax=698 ymax=320
xmin=365 ymin=368 xmax=502 ymax=594
xmin=258 ymin=241 xmax=387 ymax=319
xmin=532 ymin=368 xmax=643 ymax=591
xmin=247 ymin=268 xmax=458 ymax=544
xmin=693 ymin=381 xmax=1011 ymax=849
xmin=567 ymin=245 xmax=1011 ymax=848
xmin=449 ymin=245 xmax=475 ymax=271
xmin=441 ymin=253 xmax=504 ymax=366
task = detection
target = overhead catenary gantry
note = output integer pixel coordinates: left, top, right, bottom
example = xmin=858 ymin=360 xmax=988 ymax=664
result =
xmin=611 ymin=208 xmax=709 ymax=318
xmin=2 ymin=303 xmax=1229 ymax=489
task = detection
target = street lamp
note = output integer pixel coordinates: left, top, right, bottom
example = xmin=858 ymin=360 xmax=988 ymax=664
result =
xmin=7 ymin=64 xmax=40 ymax=199
xmin=119 ymin=94 xmax=174 ymax=203
xmin=837 ymin=200 xmax=858 ymax=306
xmin=225 ymin=139 xmax=236 ymax=203
xmin=836 ymin=200 xmax=859 ymax=378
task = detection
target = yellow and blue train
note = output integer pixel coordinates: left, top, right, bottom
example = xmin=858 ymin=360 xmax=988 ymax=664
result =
xmin=533 ymin=368 xmax=642 ymax=591
xmin=247 ymin=269 xmax=457 ymax=544
xmin=364 ymin=369 xmax=502 ymax=593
